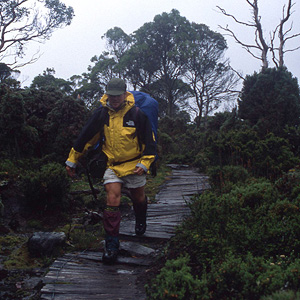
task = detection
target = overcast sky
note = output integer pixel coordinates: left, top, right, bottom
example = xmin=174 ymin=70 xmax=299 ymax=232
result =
xmin=16 ymin=0 xmax=300 ymax=87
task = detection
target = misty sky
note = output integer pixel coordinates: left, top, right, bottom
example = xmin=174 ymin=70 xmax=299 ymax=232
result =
xmin=15 ymin=0 xmax=300 ymax=87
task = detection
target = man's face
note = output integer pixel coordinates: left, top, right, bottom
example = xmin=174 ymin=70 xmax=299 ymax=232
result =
xmin=108 ymin=93 xmax=126 ymax=109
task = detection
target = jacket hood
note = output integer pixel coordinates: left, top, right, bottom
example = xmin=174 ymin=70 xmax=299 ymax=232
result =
xmin=100 ymin=91 xmax=135 ymax=108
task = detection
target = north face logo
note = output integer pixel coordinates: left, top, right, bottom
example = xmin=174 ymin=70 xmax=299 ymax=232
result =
xmin=126 ymin=120 xmax=135 ymax=126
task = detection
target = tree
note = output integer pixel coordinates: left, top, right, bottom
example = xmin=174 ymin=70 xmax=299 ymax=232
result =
xmin=184 ymin=23 xmax=239 ymax=128
xmin=19 ymin=86 xmax=88 ymax=159
xmin=0 ymin=0 xmax=74 ymax=66
xmin=238 ymin=67 xmax=300 ymax=135
xmin=31 ymin=68 xmax=74 ymax=95
xmin=81 ymin=10 xmax=238 ymax=119
xmin=44 ymin=95 xmax=88 ymax=162
xmin=0 ymin=87 xmax=26 ymax=157
xmin=0 ymin=62 xmax=20 ymax=87
xmin=102 ymin=27 xmax=132 ymax=74
xmin=72 ymin=27 xmax=131 ymax=107
xmin=218 ymin=0 xmax=300 ymax=70
xmin=127 ymin=10 xmax=192 ymax=117
xmin=0 ymin=63 xmax=12 ymax=82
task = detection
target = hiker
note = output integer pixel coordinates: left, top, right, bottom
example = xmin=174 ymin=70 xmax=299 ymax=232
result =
xmin=65 ymin=78 xmax=157 ymax=264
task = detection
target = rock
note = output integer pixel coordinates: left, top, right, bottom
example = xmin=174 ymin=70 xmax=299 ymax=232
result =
xmin=22 ymin=277 xmax=43 ymax=290
xmin=120 ymin=241 xmax=155 ymax=257
xmin=28 ymin=232 xmax=66 ymax=257
xmin=83 ymin=210 xmax=103 ymax=225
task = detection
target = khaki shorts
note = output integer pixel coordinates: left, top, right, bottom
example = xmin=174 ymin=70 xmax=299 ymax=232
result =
xmin=103 ymin=168 xmax=146 ymax=188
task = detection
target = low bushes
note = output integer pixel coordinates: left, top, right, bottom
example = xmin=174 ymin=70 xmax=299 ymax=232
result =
xmin=146 ymin=255 xmax=203 ymax=300
xmin=20 ymin=162 xmax=70 ymax=211
xmin=147 ymin=170 xmax=300 ymax=299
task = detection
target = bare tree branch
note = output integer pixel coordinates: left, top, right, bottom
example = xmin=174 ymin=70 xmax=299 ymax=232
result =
xmin=218 ymin=0 xmax=300 ymax=71
xmin=216 ymin=6 xmax=256 ymax=28
xmin=0 ymin=0 xmax=74 ymax=66
xmin=218 ymin=0 xmax=269 ymax=69
xmin=269 ymin=0 xmax=300 ymax=67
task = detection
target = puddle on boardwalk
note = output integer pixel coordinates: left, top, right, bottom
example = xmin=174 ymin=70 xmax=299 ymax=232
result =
xmin=117 ymin=269 xmax=135 ymax=275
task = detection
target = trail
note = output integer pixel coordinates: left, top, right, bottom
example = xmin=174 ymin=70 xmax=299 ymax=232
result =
xmin=40 ymin=165 xmax=210 ymax=300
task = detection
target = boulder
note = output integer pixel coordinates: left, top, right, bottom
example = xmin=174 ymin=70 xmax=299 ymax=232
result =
xmin=28 ymin=232 xmax=66 ymax=257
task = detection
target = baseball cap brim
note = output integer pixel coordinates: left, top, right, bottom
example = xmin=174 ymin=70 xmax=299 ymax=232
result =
xmin=106 ymin=90 xmax=125 ymax=96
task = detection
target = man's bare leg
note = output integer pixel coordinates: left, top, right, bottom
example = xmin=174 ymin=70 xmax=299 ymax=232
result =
xmin=102 ymin=182 xmax=122 ymax=264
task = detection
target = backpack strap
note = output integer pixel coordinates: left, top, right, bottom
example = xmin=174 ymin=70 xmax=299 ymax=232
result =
xmin=98 ymin=106 xmax=109 ymax=149
xmin=134 ymin=106 xmax=143 ymax=152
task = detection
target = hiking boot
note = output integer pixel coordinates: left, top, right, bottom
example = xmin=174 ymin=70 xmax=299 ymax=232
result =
xmin=134 ymin=197 xmax=148 ymax=236
xmin=135 ymin=219 xmax=147 ymax=236
xmin=102 ymin=235 xmax=119 ymax=264
xmin=135 ymin=214 xmax=147 ymax=236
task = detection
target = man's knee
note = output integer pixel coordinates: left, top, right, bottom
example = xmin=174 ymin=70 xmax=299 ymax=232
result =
xmin=105 ymin=183 xmax=122 ymax=206
xmin=130 ymin=186 xmax=146 ymax=204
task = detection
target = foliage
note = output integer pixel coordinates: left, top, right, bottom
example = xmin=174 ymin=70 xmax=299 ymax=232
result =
xmin=59 ymin=224 xmax=103 ymax=251
xmin=0 ymin=86 xmax=26 ymax=158
xmin=0 ymin=84 xmax=88 ymax=162
xmin=204 ymin=128 xmax=300 ymax=180
xmin=202 ymin=252 xmax=300 ymax=299
xmin=158 ymin=116 xmax=207 ymax=165
xmin=146 ymin=255 xmax=203 ymax=300
xmin=207 ymin=165 xmax=249 ymax=192
xmin=275 ymin=169 xmax=300 ymax=202
xmin=43 ymin=95 xmax=88 ymax=162
xmin=77 ymin=10 xmax=236 ymax=118
xmin=238 ymin=67 xmax=300 ymax=135
xmin=0 ymin=159 xmax=21 ymax=179
xmin=20 ymin=162 xmax=70 ymax=212
xmin=30 ymin=68 xmax=74 ymax=95
xmin=262 ymin=290 xmax=300 ymax=300
xmin=155 ymin=174 xmax=300 ymax=298
xmin=0 ymin=63 xmax=20 ymax=86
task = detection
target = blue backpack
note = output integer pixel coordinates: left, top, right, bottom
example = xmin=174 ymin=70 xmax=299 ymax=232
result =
xmin=130 ymin=91 xmax=159 ymax=144
xmin=130 ymin=91 xmax=159 ymax=176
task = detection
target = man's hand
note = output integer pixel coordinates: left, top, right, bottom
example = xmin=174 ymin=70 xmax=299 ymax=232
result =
xmin=66 ymin=166 xmax=76 ymax=178
xmin=134 ymin=166 xmax=145 ymax=176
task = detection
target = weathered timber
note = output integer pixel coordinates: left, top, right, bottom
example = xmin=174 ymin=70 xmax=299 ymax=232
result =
xmin=40 ymin=166 xmax=209 ymax=300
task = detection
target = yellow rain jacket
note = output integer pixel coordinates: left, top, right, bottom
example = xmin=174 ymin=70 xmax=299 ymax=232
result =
xmin=66 ymin=92 xmax=156 ymax=177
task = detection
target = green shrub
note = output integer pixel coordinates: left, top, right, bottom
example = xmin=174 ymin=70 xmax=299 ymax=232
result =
xmin=193 ymin=152 xmax=210 ymax=171
xmin=161 ymin=179 xmax=300 ymax=299
xmin=262 ymin=290 xmax=300 ymax=300
xmin=207 ymin=165 xmax=249 ymax=191
xmin=182 ymin=179 xmax=300 ymax=260
xmin=0 ymin=159 xmax=20 ymax=179
xmin=165 ymin=153 xmax=189 ymax=164
xmin=146 ymin=255 xmax=203 ymax=300
xmin=275 ymin=169 xmax=300 ymax=202
xmin=20 ymin=162 xmax=70 ymax=212
xmin=201 ymin=252 xmax=300 ymax=299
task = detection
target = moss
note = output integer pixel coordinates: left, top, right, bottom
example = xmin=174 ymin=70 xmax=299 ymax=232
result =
xmin=26 ymin=219 xmax=44 ymax=230
xmin=0 ymin=235 xmax=26 ymax=256
xmin=3 ymin=243 xmax=44 ymax=270
xmin=57 ymin=223 xmax=104 ymax=251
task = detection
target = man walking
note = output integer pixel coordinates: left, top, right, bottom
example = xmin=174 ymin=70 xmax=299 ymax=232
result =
xmin=65 ymin=78 xmax=156 ymax=264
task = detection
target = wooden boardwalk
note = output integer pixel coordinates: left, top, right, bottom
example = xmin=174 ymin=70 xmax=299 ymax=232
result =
xmin=40 ymin=166 xmax=209 ymax=300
